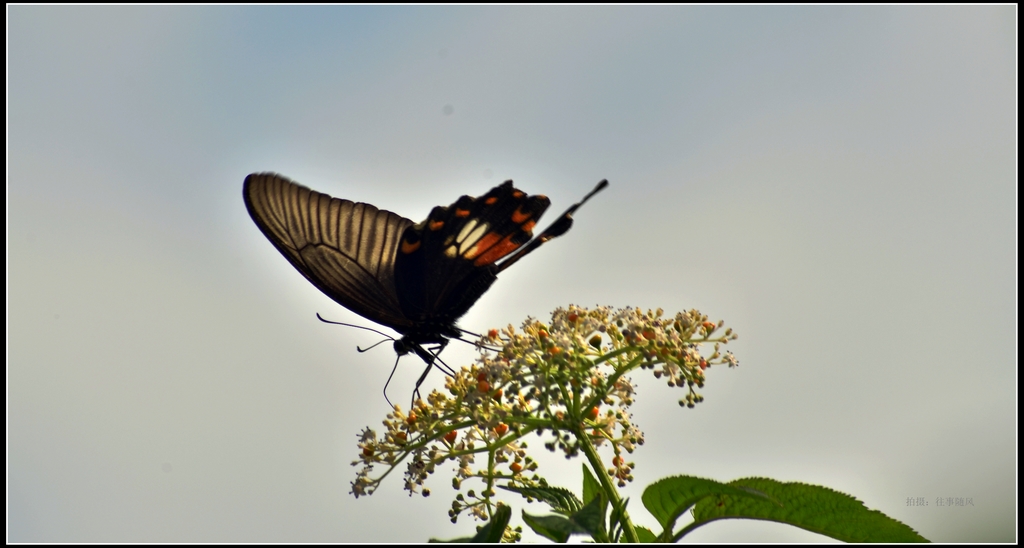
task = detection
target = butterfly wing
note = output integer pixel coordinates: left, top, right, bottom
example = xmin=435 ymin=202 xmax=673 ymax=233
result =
xmin=394 ymin=180 xmax=551 ymax=328
xmin=243 ymin=172 xmax=415 ymax=332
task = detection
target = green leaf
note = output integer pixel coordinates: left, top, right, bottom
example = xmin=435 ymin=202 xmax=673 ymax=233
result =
xmin=608 ymin=496 xmax=628 ymax=541
xmin=431 ymin=504 xmax=511 ymax=543
xmin=690 ymin=477 xmax=929 ymax=543
xmin=582 ymin=463 xmax=602 ymax=505
xmin=500 ymin=485 xmax=583 ymax=514
xmin=522 ymin=512 xmax=588 ymax=543
xmin=642 ymin=475 xmax=770 ymax=533
xmin=571 ymin=492 xmax=607 ymax=538
xmin=520 ymin=490 xmax=611 ymax=543
xmin=634 ymin=526 xmax=657 ymax=543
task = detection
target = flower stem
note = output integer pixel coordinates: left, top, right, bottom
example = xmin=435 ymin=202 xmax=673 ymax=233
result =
xmin=576 ymin=424 xmax=639 ymax=543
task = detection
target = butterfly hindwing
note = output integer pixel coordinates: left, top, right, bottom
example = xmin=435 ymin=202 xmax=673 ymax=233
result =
xmin=243 ymin=173 xmax=415 ymax=332
xmin=393 ymin=181 xmax=551 ymax=328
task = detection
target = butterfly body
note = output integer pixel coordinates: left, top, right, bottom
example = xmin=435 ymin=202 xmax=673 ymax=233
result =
xmin=244 ymin=172 xmax=606 ymax=370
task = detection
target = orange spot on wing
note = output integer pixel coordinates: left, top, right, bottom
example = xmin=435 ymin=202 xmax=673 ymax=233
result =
xmin=401 ymin=240 xmax=421 ymax=254
xmin=485 ymin=196 xmax=498 ymax=205
xmin=429 ymin=220 xmax=444 ymax=231
xmin=521 ymin=220 xmax=536 ymax=233
xmin=474 ymin=234 xmax=523 ymax=266
xmin=512 ymin=190 xmax=524 ymax=198
xmin=512 ymin=208 xmax=532 ymax=224
xmin=464 ymin=231 xmax=502 ymax=260
xmin=455 ymin=208 xmax=470 ymax=218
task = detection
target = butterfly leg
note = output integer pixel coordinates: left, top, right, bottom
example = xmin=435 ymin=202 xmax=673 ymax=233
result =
xmin=381 ymin=354 xmax=402 ymax=409
xmin=409 ymin=340 xmax=454 ymax=407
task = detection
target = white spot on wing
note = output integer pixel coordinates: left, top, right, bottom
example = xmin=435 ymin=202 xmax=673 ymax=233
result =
xmin=456 ymin=219 xmax=478 ymax=244
xmin=460 ymin=222 xmax=489 ymax=256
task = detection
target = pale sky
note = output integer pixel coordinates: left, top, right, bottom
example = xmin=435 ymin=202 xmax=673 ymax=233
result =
xmin=8 ymin=5 xmax=1016 ymax=542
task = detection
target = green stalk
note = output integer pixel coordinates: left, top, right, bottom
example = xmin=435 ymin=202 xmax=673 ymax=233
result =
xmin=576 ymin=423 xmax=639 ymax=543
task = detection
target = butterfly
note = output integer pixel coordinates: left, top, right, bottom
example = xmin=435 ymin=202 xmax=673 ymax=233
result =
xmin=243 ymin=172 xmax=607 ymax=393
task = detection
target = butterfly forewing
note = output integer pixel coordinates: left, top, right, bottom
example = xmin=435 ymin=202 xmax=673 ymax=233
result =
xmin=244 ymin=173 xmax=415 ymax=331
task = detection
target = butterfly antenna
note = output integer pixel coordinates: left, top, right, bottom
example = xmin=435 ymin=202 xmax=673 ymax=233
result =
xmin=317 ymin=313 xmax=398 ymax=351
xmin=356 ymin=339 xmax=392 ymax=353
xmin=316 ymin=313 xmax=398 ymax=340
xmin=496 ymin=179 xmax=608 ymax=273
